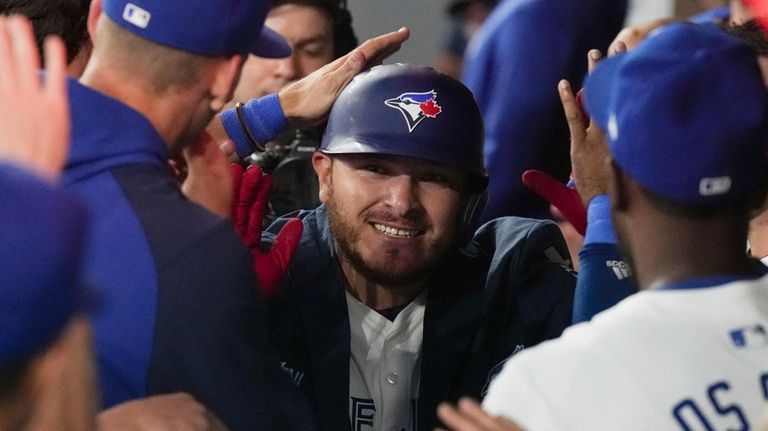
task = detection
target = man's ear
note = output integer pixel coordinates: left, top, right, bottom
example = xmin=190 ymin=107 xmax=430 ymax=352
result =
xmin=87 ymin=0 xmax=103 ymax=41
xmin=209 ymin=55 xmax=243 ymax=113
xmin=312 ymin=151 xmax=332 ymax=203
xmin=608 ymin=160 xmax=628 ymax=213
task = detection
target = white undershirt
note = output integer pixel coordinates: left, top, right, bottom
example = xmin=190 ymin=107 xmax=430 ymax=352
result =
xmin=346 ymin=290 xmax=426 ymax=431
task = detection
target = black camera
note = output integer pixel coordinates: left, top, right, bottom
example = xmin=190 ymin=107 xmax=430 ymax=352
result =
xmin=246 ymin=128 xmax=321 ymax=224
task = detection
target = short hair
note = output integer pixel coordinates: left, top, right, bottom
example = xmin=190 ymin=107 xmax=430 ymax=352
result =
xmin=95 ymin=17 xmax=215 ymax=95
xmin=0 ymin=0 xmax=91 ymax=64
xmin=270 ymin=0 xmax=357 ymax=58
xmin=723 ymin=20 xmax=768 ymax=56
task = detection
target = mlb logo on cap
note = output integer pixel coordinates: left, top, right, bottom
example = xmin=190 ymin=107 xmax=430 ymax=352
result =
xmin=584 ymin=23 xmax=768 ymax=205
xmin=122 ymin=3 xmax=151 ymax=29
xmin=103 ymin=0 xmax=291 ymax=58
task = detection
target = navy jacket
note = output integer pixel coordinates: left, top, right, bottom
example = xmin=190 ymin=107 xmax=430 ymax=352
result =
xmin=265 ymin=205 xmax=576 ymax=430
xmin=63 ymin=80 xmax=314 ymax=431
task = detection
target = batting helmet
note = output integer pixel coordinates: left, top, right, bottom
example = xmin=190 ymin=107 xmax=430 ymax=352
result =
xmin=320 ymin=63 xmax=487 ymax=190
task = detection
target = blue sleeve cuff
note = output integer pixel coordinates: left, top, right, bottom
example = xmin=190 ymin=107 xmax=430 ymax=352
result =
xmin=220 ymin=93 xmax=290 ymax=159
xmin=584 ymin=194 xmax=618 ymax=245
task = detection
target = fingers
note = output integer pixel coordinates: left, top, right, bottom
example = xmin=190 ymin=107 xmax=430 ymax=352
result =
xmin=244 ymin=169 xmax=273 ymax=245
xmin=458 ymin=398 xmax=512 ymax=430
xmin=42 ymin=35 xmax=69 ymax=125
xmin=437 ymin=398 xmax=525 ymax=431
xmin=9 ymin=16 xmax=40 ymax=93
xmin=234 ymin=164 xmax=263 ymax=236
xmin=0 ymin=18 xmax=15 ymax=91
xmin=609 ymin=40 xmax=627 ymax=57
xmin=558 ymin=80 xmax=586 ymax=144
xmin=437 ymin=402 xmax=484 ymax=431
xmin=329 ymin=27 xmax=410 ymax=92
xmin=352 ymin=27 xmax=410 ymax=69
xmin=270 ymin=218 xmax=303 ymax=270
xmin=587 ymin=49 xmax=601 ymax=73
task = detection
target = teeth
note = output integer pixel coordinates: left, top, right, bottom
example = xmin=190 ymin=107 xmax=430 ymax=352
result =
xmin=373 ymin=223 xmax=419 ymax=238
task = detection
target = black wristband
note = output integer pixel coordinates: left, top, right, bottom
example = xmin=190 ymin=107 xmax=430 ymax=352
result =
xmin=235 ymin=102 xmax=265 ymax=152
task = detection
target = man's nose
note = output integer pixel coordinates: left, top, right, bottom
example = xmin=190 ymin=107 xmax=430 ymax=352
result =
xmin=275 ymin=54 xmax=297 ymax=81
xmin=384 ymin=175 xmax=423 ymax=218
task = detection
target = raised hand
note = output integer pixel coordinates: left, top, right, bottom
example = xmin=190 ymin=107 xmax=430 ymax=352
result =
xmin=0 ymin=15 xmax=69 ymax=179
xmin=559 ymin=50 xmax=611 ymax=208
xmin=278 ymin=27 xmax=410 ymax=128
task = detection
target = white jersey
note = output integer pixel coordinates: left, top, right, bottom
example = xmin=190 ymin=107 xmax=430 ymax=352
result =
xmin=347 ymin=290 xmax=426 ymax=431
xmin=483 ymin=275 xmax=768 ymax=431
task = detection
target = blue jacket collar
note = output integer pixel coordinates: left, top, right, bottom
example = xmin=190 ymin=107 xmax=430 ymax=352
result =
xmin=64 ymin=79 xmax=169 ymax=183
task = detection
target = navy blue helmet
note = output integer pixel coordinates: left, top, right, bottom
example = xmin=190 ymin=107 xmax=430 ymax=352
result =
xmin=321 ymin=63 xmax=487 ymax=190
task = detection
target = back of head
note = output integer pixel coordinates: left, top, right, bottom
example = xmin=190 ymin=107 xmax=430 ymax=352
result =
xmin=321 ymin=64 xmax=487 ymax=191
xmin=0 ymin=166 xmax=91 ymax=406
xmin=584 ymin=23 xmax=768 ymax=214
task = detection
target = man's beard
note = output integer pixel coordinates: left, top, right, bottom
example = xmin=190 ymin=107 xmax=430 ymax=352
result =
xmin=325 ymin=187 xmax=456 ymax=287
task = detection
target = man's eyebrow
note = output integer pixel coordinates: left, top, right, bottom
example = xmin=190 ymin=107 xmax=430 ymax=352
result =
xmin=293 ymin=33 xmax=332 ymax=47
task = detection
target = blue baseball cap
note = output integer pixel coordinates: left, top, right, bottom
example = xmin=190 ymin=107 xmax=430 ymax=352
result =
xmin=0 ymin=164 xmax=93 ymax=365
xmin=103 ymin=0 xmax=291 ymax=58
xmin=584 ymin=23 xmax=768 ymax=205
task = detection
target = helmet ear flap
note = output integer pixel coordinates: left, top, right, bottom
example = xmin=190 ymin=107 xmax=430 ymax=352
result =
xmin=459 ymin=190 xmax=488 ymax=246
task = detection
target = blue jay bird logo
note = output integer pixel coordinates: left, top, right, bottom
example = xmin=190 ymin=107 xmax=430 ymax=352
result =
xmin=385 ymin=90 xmax=442 ymax=132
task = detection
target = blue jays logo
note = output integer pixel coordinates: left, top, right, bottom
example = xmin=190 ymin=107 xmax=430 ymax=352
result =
xmin=385 ymin=90 xmax=442 ymax=132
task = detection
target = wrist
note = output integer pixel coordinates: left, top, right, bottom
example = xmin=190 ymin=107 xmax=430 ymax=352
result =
xmin=584 ymin=194 xmax=618 ymax=245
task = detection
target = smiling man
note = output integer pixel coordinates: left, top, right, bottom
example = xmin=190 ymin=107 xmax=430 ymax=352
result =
xmin=262 ymin=64 xmax=577 ymax=431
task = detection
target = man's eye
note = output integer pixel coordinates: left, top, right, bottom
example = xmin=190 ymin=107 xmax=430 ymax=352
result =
xmin=422 ymin=174 xmax=448 ymax=184
xmin=364 ymin=166 xmax=386 ymax=174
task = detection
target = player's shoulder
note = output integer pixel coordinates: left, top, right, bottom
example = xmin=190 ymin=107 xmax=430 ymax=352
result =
xmin=473 ymin=215 xmax=558 ymax=244
xmin=470 ymin=216 xmax=568 ymax=264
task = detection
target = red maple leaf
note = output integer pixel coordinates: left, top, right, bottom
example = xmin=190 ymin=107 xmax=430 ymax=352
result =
xmin=419 ymin=99 xmax=442 ymax=118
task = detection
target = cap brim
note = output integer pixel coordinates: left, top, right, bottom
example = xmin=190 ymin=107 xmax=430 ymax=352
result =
xmin=250 ymin=26 xmax=292 ymax=58
xmin=583 ymin=52 xmax=627 ymax=134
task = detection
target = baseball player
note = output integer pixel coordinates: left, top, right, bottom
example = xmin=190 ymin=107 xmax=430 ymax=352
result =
xmin=62 ymin=0 xmax=407 ymax=428
xmin=440 ymin=22 xmax=768 ymax=430
xmin=253 ymin=64 xmax=577 ymax=431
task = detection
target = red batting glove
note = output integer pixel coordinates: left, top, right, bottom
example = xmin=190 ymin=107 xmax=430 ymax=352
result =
xmin=522 ymin=169 xmax=587 ymax=236
xmin=231 ymin=164 xmax=303 ymax=299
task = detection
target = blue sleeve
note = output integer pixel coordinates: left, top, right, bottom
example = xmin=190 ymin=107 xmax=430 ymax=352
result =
xmin=220 ymin=93 xmax=290 ymax=159
xmin=572 ymin=195 xmax=637 ymax=323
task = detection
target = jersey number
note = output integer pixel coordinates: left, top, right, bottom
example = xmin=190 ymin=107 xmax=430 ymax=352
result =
xmin=672 ymin=376 xmax=768 ymax=431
